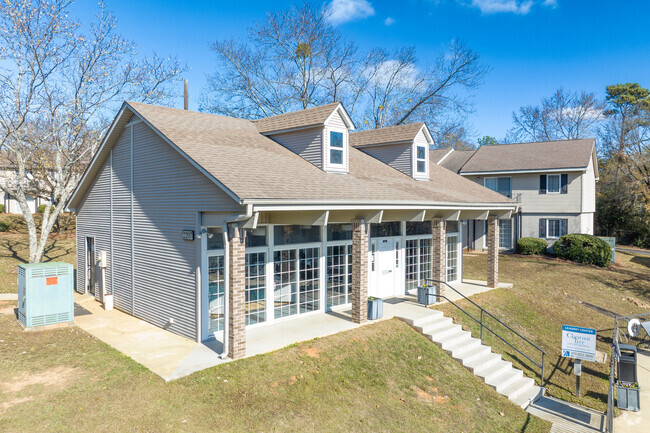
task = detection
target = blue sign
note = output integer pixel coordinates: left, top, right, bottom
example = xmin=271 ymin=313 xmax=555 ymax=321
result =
xmin=562 ymin=325 xmax=597 ymax=362
xmin=598 ymin=237 xmax=615 ymax=262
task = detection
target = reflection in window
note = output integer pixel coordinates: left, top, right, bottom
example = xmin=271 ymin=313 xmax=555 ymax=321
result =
xmin=330 ymin=131 xmax=343 ymax=165
xmin=370 ymin=222 xmax=402 ymax=237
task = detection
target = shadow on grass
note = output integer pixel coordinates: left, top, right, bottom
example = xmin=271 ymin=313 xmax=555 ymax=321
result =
xmin=630 ymin=256 xmax=650 ymax=269
xmin=43 ymin=239 xmax=74 ymax=262
xmin=0 ymin=239 xmax=28 ymax=263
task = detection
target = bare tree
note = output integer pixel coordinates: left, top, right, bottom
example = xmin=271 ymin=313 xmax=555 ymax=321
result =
xmin=202 ymin=3 xmax=488 ymax=139
xmin=507 ymin=88 xmax=604 ymax=142
xmin=0 ymin=0 xmax=184 ymax=263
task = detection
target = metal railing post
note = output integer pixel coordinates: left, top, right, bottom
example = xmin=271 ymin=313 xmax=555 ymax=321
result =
xmin=541 ymin=352 xmax=545 ymax=387
xmin=480 ymin=309 xmax=484 ymax=343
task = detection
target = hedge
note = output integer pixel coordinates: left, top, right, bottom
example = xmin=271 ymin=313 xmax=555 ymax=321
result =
xmin=553 ymin=233 xmax=612 ymax=267
xmin=516 ymin=237 xmax=547 ymax=255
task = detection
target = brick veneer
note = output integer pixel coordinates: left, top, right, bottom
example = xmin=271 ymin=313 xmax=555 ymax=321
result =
xmin=351 ymin=220 xmax=368 ymax=324
xmin=228 ymin=224 xmax=246 ymax=359
xmin=431 ymin=217 xmax=447 ymax=299
xmin=487 ymin=216 xmax=499 ymax=288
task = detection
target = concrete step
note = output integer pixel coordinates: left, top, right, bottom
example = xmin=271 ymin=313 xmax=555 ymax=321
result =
xmin=427 ymin=324 xmax=464 ymax=342
xmin=448 ymin=338 xmax=482 ymax=359
xmin=419 ymin=317 xmax=453 ymax=334
xmin=486 ymin=368 xmax=523 ymax=394
xmin=407 ymin=310 xmax=444 ymax=328
xmin=511 ymin=384 xmax=544 ymax=409
xmin=502 ymin=376 xmax=536 ymax=402
xmin=440 ymin=331 xmax=473 ymax=351
xmin=475 ymin=359 xmax=512 ymax=381
xmin=460 ymin=344 xmax=493 ymax=367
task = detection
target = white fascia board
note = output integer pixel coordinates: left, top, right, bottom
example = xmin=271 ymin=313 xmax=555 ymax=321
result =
xmin=325 ymin=103 xmax=356 ymax=131
xmin=67 ymin=102 xmax=129 ymax=209
xmin=244 ymin=201 xmax=517 ymax=213
xmin=419 ymin=124 xmax=434 ymax=144
xmin=436 ymin=148 xmax=455 ymax=165
xmin=459 ymin=167 xmax=587 ymax=176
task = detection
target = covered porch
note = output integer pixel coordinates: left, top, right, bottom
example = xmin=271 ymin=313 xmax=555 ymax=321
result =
xmin=206 ymin=204 xmax=513 ymax=360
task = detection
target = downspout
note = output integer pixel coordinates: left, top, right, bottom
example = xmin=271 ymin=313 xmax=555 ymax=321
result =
xmin=220 ymin=223 xmax=229 ymax=359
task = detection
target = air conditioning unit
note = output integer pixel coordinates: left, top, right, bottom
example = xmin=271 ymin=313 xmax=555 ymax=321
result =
xmin=17 ymin=262 xmax=74 ymax=329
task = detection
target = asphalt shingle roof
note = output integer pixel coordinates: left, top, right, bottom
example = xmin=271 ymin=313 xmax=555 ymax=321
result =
xmin=459 ymin=139 xmax=595 ymax=173
xmin=437 ymin=150 xmax=476 ymax=173
xmin=350 ymin=123 xmax=426 ymax=147
xmin=126 ymin=102 xmax=511 ymax=205
xmin=253 ymin=103 xmax=340 ymax=134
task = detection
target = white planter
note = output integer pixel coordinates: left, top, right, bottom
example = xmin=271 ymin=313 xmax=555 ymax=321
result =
xmin=103 ymin=294 xmax=114 ymax=311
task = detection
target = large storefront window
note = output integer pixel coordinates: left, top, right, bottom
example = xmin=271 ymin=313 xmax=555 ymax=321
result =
xmin=406 ymin=221 xmax=432 ymax=236
xmin=273 ymin=247 xmax=321 ymax=319
xmin=446 ymin=234 xmax=459 ymax=282
xmin=326 ymin=244 xmax=352 ymax=308
xmin=405 ymin=238 xmax=432 ymax=291
xmin=245 ymin=252 xmax=266 ymax=325
xmin=327 ymin=223 xmax=353 ymax=241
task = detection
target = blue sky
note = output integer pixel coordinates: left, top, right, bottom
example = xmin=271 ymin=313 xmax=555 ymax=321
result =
xmin=73 ymin=0 xmax=650 ymax=141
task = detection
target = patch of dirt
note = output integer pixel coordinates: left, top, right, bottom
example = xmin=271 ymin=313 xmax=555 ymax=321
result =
xmin=1 ymin=396 xmax=34 ymax=411
xmin=413 ymin=386 xmax=449 ymax=404
xmin=1 ymin=366 xmax=80 ymax=393
xmin=303 ymin=347 xmax=320 ymax=358
xmin=625 ymin=296 xmax=650 ymax=309
xmin=0 ymin=307 xmax=16 ymax=315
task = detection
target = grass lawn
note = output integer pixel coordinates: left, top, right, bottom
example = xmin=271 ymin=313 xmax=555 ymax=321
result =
xmin=0 ymin=315 xmax=550 ymax=433
xmin=0 ymin=233 xmax=76 ymax=294
xmin=436 ymin=251 xmax=650 ymax=412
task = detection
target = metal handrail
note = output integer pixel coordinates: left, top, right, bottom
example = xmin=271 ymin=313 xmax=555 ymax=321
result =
xmin=426 ymin=279 xmax=547 ymax=386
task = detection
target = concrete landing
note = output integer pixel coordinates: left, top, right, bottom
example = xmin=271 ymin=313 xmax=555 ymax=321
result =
xmin=613 ymin=348 xmax=650 ymax=433
xmin=526 ymin=396 xmax=605 ymax=432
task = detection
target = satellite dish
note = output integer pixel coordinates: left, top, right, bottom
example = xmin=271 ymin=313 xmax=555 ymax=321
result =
xmin=628 ymin=319 xmax=641 ymax=338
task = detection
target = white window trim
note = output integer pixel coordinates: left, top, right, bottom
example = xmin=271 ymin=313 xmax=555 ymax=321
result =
xmin=323 ymin=127 xmax=348 ymax=173
xmin=546 ymin=218 xmax=564 ymax=239
xmin=483 ymin=176 xmax=512 ymax=198
xmin=412 ymin=144 xmax=429 ymax=180
xmin=546 ymin=174 xmax=561 ymax=194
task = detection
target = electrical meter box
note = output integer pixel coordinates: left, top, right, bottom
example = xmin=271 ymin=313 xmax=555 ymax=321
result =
xmin=17 ymin=262 xmax=74 ymax=329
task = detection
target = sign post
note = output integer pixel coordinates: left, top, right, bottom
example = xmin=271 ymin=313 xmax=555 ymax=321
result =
xmin=562 ymin=325 xmax=597 ymax=397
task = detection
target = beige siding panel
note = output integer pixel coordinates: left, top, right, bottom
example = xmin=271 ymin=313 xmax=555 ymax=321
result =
xmin=111 ymin=128 xmax=134 ymax=313
xmin=521 ymin=213 xmax=582 ymax=241
xmin=131 ymin=122 xmax=241 ymax=340
xmin=471 ymin=172 xmax=583 ymax=213
xmin=360 ymin=142 xmax=412 ymax=177
xmin=75 ymin=157 xmax=112 ymax=297
xmin=267 ymin=127 xmax=323 ymax=169
xmin=326 ymin=109 xmax=347 ymax=130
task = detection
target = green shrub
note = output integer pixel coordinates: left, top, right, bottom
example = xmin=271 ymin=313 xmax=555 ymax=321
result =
xmin=0 ymin=204 xmax=5 ymax=213
xmin=516 ymin=237 xmax=547 ymax=255
xmin=0 ymin=221 xmax=10 ymax=232
xmin=553 ymin=233 xmax=612 ymax=267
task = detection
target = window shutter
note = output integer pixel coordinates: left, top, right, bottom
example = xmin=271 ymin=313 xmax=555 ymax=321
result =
xmin=561 ymin=174 xmax=568 ymax=194
xmin=561 ymin=219 xmax=568 ymax=236
xmin=539 ymin=219 xmax=546 ymax=238
xmin=539 ymin=175 xmax=547 ymax=194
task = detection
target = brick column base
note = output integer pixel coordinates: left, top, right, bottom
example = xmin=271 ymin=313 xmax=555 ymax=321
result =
xmin=351 ymin=221 xmax=368 ymax=324
xmin=487 ymin=216 xmax=499 ymax=288
xmin=432 ymin=217 xmax=446 ymax=300
xmin=228 ymin=224 xmax=246 ymax=359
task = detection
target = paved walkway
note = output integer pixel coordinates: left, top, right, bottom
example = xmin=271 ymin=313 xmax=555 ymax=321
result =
xmin=72 ymin=279 xmax=505 ymax=381
xmin=526 ymin=397 xmax=605 ymax=432
xmin=616 ymin=247 xmax=650 ymax=257
xmin=613 ymin=348 xmax=650 ymax=432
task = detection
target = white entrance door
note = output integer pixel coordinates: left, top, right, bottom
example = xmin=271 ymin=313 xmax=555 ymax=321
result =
xmin=369 ymin=238 xmax=398 ymax=298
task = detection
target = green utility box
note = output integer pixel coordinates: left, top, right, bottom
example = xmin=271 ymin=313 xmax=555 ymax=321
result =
xmin=17 ymin=262 xmax=74 ymax=329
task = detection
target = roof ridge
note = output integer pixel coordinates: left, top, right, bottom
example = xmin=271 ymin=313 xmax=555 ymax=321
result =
xmin=253 ymin=102 xmax=339 ymax=123
xmin=484 ymin=137 xmax=595 ymax=147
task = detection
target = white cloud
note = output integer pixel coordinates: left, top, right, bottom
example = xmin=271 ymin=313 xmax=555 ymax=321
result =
xmin=469 ymin=0 xmax=533 ymax=15
xmin=384 ymin=17 xmax=395 ymax=26
xmin=327 ymin=0 xmax=375 ymax=26
xmin=543 ymin=0 xmax=557 ymax=7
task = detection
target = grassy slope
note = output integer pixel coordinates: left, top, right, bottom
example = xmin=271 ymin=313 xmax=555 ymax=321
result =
xmin=0 ymin=233 xmax=76 ymax=294
xmin=436 ymin=252 xmax=650 ymax=412
xmin=0 ymin=315 xmax=550 ymax=433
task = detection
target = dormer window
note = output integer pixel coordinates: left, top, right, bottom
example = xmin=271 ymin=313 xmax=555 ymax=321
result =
xmin=416 ymin=146 xmax=426 ymax=173
xmin=330 ymin=131 xmax=344 ymax=165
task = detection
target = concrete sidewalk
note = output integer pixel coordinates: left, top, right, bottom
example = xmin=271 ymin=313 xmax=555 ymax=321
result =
xmin=73 ymin=279 xmax=507 ymax=381
xmin=613 ymin=348 xmax=650 ymax=432
xmin=527 ymin=396 xmax=605 ymax=432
